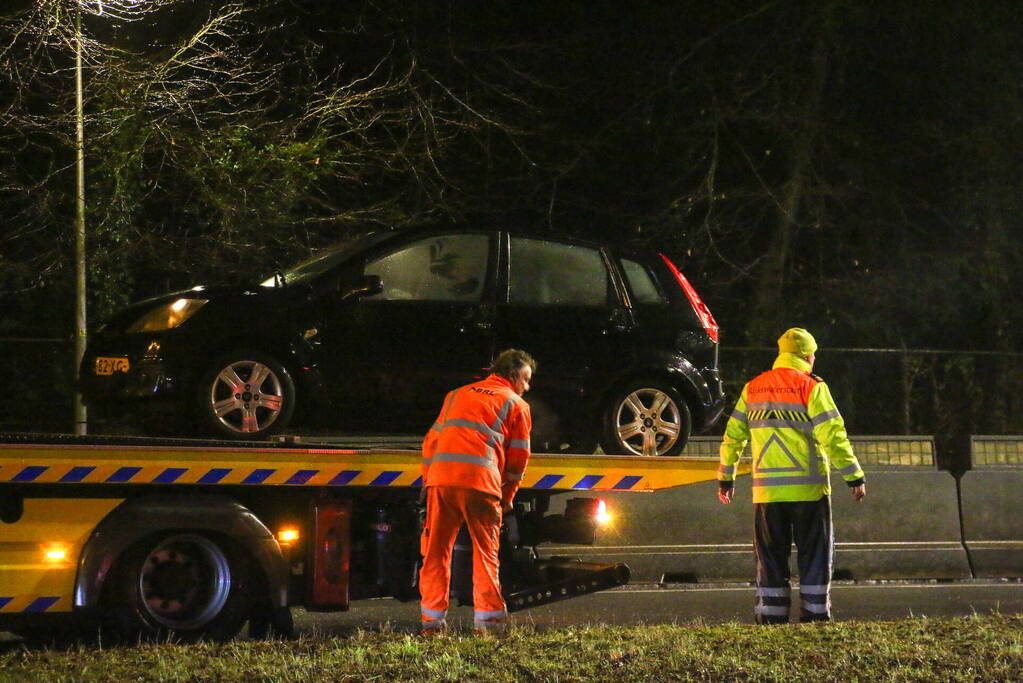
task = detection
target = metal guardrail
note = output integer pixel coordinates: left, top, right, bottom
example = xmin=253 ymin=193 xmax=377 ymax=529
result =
xmin=970 ymin=435 xmax=1023 ymax=467
xmin=684 ymin=435 xmax=935 ymax=467
xmin=847 ymin=436 xmax=935 ymax=467
xmin=680 ymin=436 xmax=722 ymax=458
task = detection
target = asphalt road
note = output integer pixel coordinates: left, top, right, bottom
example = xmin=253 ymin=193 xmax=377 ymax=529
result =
xmin=293 ymin=580 xmax=1023 ymax=636
xmin=2 ymin=580 xmax=1019 ymax=644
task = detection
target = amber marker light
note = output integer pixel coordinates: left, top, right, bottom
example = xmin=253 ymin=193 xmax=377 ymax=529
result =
xmin=595 ymin=499 xmax=612 ymax=525
xmin=277 ymin=528 xmax=300 ymax=547
xmin=43 ymin=545 xmax=69 ymax=562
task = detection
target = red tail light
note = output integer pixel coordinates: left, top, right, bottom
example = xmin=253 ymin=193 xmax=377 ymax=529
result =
xmin=660 ymin=254 xmax=719 ymax=343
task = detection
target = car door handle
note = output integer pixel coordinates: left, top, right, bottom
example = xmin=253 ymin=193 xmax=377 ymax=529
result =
xmin=460 ymin=320 xmax=492 ymax=333
xmin=459 ymin=305 xmax=494 ymax=333
xmin=604 ymin=309 xmax=633 ymax=334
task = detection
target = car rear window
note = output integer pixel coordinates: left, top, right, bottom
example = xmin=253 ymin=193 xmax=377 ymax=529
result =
xmin=509 ymin=237 xmax=608 ymax=306
xmin=365 ymin=234 xmax=488 ymax=302
xmin=621 ymin=258 xmax=667 ymax=305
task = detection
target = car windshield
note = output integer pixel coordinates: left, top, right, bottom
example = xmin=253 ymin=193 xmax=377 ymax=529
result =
xmin=259 ymin=232 xmax=389 ymax=287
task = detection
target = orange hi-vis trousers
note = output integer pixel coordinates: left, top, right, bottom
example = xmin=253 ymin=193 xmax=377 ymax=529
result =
xmin=419 ymin=486 xmax=508 ymax=631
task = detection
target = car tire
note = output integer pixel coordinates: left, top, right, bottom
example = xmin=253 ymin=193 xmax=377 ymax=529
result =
xmin=101 ymin=533 xmax=252 ymax=643
xmin=197 ymin=351 xmax=295 ymax=440
xmin=600 ymin=379 xmax=691 ymax=456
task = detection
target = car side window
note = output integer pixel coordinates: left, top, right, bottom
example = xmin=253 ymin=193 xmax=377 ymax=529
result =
xmin=509 ymin=237 xmax=608 ymax=306
xmin=365 ymin=234 xmax=488 ymax=302
xmin=621 ymin=258 xmax=667 ymax=305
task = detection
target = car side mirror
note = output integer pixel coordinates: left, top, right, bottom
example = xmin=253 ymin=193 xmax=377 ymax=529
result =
xmin=342 ymin=274 xmax=383 ymax=300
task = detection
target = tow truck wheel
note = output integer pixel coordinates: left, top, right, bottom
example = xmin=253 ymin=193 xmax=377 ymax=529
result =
xmin=197 ymin=351 xmax=295 ymax=440
xmin=102 ymin=533 xmax=252 ymax=642
xmin=600 ymin=379 xmax=691 ymax=456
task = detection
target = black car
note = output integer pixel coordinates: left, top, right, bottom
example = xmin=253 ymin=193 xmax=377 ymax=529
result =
xmin=81 ymin=225 xmax=725 ymax=455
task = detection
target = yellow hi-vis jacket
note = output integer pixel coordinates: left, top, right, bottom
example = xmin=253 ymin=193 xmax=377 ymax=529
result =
xmin=718 ymin=353 xmax=864 ymax=503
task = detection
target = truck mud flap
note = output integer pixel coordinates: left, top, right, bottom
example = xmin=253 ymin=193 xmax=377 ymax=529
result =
xmin=503 ymin=558 xmax=630 ymax=613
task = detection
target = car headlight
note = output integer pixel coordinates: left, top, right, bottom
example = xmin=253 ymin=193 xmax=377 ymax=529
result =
xmin=127 ymin=299 xmax=208 ymax=333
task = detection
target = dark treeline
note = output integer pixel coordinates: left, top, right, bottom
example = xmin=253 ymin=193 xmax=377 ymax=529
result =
xmin=2 ymin=1 xmax=1021 ymax=433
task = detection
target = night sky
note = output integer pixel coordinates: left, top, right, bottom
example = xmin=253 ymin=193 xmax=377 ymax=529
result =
xmin=2 ymin=1 xmax=1021 ymax=432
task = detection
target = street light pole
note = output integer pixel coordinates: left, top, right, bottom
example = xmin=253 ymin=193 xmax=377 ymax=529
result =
xmin=73 ymin=3 xmax=88 ymax=435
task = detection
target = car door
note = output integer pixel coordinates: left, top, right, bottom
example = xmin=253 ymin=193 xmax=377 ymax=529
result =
xmin=316 ymin=232 xmax=497 ymax=431
xmin=494 ymin=234 xmax=636 ymax=447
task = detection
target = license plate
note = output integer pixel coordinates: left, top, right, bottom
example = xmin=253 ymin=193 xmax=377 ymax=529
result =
xmin=95 ymin=357 xmax=130 ymax=375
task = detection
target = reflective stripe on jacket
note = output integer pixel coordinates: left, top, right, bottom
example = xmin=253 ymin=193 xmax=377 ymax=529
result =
xmin=718 ymin=354 xmax=864 ymax=503
xmin=422 ymin=374 xmax=532 ymax=507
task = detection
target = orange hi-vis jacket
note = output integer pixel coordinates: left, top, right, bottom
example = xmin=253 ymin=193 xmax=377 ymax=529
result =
xmin=422 ymin=374 xmax=532 ymax=508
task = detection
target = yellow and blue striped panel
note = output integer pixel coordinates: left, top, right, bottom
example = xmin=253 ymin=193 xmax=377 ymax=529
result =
xmin=0 ymin=595 xmax=69 ymax=614
xmin=2 ymin=462 xmax=417 ymax=487
xmin=0 ymin=445 xmax=744 ymax=492
xmin=518 ymin=453 xmax=747 ymax=491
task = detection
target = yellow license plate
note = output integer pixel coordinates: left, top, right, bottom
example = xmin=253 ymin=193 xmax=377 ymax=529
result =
xmin=95 ymin=357 xmax=130 ymax=375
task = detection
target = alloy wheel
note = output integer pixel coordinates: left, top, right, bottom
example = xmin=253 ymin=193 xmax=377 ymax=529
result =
xmin=208 ymin=359 xmax=284 ymax=434
xmin=614 ymin=387 xmax=683 ymax=456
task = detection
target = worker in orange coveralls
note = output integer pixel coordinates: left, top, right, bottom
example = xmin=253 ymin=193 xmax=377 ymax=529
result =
xmin=419 ymin=348 xmax=535 ymax=635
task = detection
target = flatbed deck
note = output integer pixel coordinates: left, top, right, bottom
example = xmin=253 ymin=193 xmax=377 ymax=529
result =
xmin=0 ymin=433 xmax=746 ymax=492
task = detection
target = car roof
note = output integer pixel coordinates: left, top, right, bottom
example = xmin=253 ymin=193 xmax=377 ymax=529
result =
xmin=352 ymin=220 xmax=640 ymax=255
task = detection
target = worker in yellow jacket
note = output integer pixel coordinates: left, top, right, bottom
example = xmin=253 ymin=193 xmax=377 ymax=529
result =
xmin=718 ymin=328 xmax=865 ymax=623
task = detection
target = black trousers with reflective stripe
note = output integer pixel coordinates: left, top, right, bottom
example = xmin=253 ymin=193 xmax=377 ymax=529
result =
xmin=753 ymin=496 xmax=833 ymax=624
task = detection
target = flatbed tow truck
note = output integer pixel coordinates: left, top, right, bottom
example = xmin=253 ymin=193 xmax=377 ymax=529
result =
xmin=0 ymin=433 xmax=737 ymax=641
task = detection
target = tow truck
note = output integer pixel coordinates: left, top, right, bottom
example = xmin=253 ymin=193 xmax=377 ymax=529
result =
xmin=0 ymin=433 xmax=737 ymax=641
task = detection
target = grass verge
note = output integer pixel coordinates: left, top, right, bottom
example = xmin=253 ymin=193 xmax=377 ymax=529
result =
xmin=1 ymin=615 xmax=1021 ymax=682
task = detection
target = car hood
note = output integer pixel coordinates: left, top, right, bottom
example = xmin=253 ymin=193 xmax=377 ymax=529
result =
xmin=99 ymin=284 xmax=302 ymax=333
